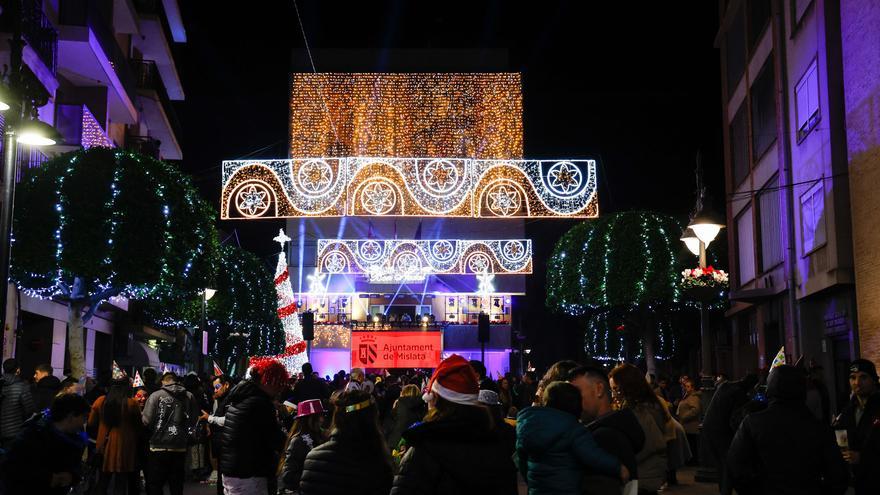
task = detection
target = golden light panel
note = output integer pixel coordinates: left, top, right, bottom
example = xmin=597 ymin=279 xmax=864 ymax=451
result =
xmin=220 ymin=157 xmax=598 ymax=218
xmin=316 ymin=239 xmax=533 ymax=281
xmin=289 ymin=73 xmax=523 ymax=159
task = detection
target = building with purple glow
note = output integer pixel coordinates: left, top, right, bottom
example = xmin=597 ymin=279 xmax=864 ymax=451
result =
xmin=0 ymin=0 xmax=187 ymax=378
xmin=716 ymin=0 xmax=880 ymax=409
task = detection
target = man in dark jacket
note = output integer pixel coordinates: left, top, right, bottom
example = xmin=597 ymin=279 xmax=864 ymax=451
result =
xmin=141 ymin=372 xmax=197 ymax=495
xmin=836 ymin=358 xmax=880 ymax=495
xmin=291 ymin=362 xmax=329 ymax=405
xmin=32 ymin=363 xmax=61 ymax=412
xmin=0 ymin=358 xmax=36 ymax=448
xmin=571 ymin=365 xmax=644 ymax=495
xmin=0 ymin=393 xmax=90 ymax=494
xmin=204 ymin=375 xmax=232 ymax=495
xmin=727 ymin=365 xmax=848 ymax=495
xmin=219 ymin=360 xmax=288 ymax=495
xmin=700 ymin=372 xmax=758 ymax=494
xmin=469 ymin=359 xmax=499 ymax=393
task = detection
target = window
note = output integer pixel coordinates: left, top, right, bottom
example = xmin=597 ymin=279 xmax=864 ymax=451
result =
xmin=731 ymin=106 xmax=750 ymax=185
xmin=758 ymin=176 xmax=783 ymax=271
xmin=751 ymin=60 xmax=778 ymax=160
xmin=737 ymin=206 xmax=756 ymax=285
xmin=748 ymin=0 xmax=771 ymax=50
xmin=726 ymin=7 xmax=747 ymax=92
xmin=795 ymin=60 xmax=820 ymax=142
xmin=800 ymin=181 xmax=826 ymax=254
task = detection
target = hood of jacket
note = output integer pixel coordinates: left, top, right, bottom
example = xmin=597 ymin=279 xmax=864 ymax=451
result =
xmin=36 ymin=375 xmax=61 ymax=390
xmin=402 ymin=403 xmax=496 ymax=445
xmin=227 ymin=379 xmax=269 ymax=405
xmin=161 ymin=383 xmax=190 ymax=398
xmin=516 ymin=406 xmax=581 ymax=456
xmin=1 ymin=373 xmax=22 ymax=386
xmin=588 ymin=408 xmax=646 ymax=454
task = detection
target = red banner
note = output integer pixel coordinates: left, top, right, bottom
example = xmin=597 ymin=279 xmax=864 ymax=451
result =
xmin=351 ymin=332 xmax=442 ymax=368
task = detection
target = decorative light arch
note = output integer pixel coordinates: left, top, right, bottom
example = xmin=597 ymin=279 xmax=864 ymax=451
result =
xmin=221 ymin=157 xmax=597 ymax=218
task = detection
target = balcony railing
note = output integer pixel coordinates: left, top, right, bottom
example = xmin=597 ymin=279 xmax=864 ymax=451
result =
xmin=132 ymin=0 xmax=178 ymax=49
xmin=0 ymin=0 xmax=59 ymax=74
xmin=126 ymin=135 xmax=161 ymax=159
xmin=58 ymin=0 xmax=137 ymax=105
xmin=132 ymin=59 xmax=182 ymax=143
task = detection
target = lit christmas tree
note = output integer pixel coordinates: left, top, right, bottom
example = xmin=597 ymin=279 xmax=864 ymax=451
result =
xmin=250 ymin=229 xmax=308 ymax=374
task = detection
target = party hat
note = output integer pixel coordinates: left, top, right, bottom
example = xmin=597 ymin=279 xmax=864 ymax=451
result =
xmin=112 ymin=360 xmax=128 ymax=381
xmin=132 ymin=370 xmax=144 ymax=387
xmin=770 ymin=346 xmax=786 ymax=369
xmin=213 ymin=360 xmax=224 ymax=377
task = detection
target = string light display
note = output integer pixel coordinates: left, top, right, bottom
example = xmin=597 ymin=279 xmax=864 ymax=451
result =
xmin=289 ymin=73 xmax=523 ymax=159
xmin=316 ymin=238 xmax=532 ymax=279
xmin=80 ymin=107 xmax=113 ymax=149
xmin=220 ymin=157 xmax=598 ymax=219
xmin=12 ymin=147 xmax=217 ymax=305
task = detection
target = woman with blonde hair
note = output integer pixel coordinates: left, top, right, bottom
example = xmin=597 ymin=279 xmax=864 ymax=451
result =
xmin=609 ymin=363 xmax=673 ymax=495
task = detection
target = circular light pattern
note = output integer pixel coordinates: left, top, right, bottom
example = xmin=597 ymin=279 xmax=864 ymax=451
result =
xmin=431 ymin=240 xmax=455 ymax=261
xmin=502 ymin=241 xmax=526 ymax=261
xmin=360 ymin=180 xmax=397 ymax=215
xmin=235 ymin=182 xmax=271 ymax=218
xmin=359 ymin=240 xmax=383 ymax=261
xmin=467 ymin=253 xmax=492 ymax=274
xmin=546 ymin=161 xmax=583 ymax=196
xmin=297 ymin=159 xmax=334 ymax=195
xmin=395 ymin=252 xmax=422 ymax=275
xmin=323 ymin=251 xmax=347 ymax=273
xmin=422 ymin=159 xmax=460 ymax=194
xmin=486 ymin=183 xmax=521 ymax=216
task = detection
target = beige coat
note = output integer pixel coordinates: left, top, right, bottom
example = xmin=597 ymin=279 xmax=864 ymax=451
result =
xmin=676 ymin=391 xmax=702 ymax=434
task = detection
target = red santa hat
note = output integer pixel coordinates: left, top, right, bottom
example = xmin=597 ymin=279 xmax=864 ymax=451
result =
xmin=422 ymin=354 xmax=480 ymax=406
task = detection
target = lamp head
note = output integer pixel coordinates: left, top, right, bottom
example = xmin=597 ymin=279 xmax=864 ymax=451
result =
xmin=688 ymin=203 xmax=725 ymax=245
xmin=17 ymin=118 xmax=59 ymax=146
xmin=204 ymin=288 xmax=217 ymax=301
xmin=680 ymin=227 xmax=701 ymax=256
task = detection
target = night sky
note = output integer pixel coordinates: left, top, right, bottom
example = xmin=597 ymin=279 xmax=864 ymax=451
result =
xmin=175 ymin=2 xmax=724 ymax=366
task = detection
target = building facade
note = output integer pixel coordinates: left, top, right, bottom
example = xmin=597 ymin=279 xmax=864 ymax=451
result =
xmin=716 ymin=0 xmax=879 ymax=408
xmin=0 ymin=0 xmax=186 ymax=379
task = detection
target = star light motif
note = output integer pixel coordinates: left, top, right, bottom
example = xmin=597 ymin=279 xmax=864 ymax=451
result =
xmin=307 ymin=270 xmax=326 ymax=295
xmin=477 ymin=272 xmax=495 ymax=296
xmin=546 ymin=161 xmax=583 ymax=195
xmin=423 ymin=160 xmax=459 ymax=193
xmin=468 ymin=253 xmax=492 ymax=274
xmin=297 ymin=160 xmax=333 ymax=194
xmin=396 ymin=252 xmax=422 ymax=275
xmin=487 ymin=184 xmax=521 ymax=216
xmin=235 ymin=184 xmax=270 ymax=217
xmin=323 ymin=252 xmax=346 ymax=273
xmin=502 ymin=241 xmax=525 ymax=261
xmin=431 ymin=240 xmax=455 ymax=261
xmin=273 ymin=229 xmax=292 ymax=249
xmin=359 ymin=240 xmax=382 ymax=261
xmin=361 ymin=181 xmax=396 ymax=215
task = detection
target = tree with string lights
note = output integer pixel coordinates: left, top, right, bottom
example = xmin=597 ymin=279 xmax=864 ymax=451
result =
xmin=11 ymin=147 xmax=218 ymax=379
xmin=546 ymin=211 xmax=687 ymax=372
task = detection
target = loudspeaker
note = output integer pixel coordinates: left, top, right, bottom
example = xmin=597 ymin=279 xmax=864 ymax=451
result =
xmin=478 ymin=312 xmax=490 ymax=343
xmin=302 ymin=311 xmax=314 ymax=341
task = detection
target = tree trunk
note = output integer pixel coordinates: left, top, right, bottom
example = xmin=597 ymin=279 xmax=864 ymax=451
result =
xmin=644 ymin=329 xmax=657 ymax=377
xmin=68 ymin=301 xmax=86 ymax=379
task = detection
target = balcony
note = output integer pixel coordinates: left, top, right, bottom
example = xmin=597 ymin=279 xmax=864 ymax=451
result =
xmin=57 ymin=0 xmax=138 ymax=124
xmin=55 ymin=103 xmax=113 ymax=149
xmin=125 ymin=135 xmax=161 ymax=159
xmin=131 ymin=0 xmax=184 ymax=100
xmin=19 ymin=0 xmax=58 ymax=74
xmin=132 ymin=59 xmax=181 ymax=159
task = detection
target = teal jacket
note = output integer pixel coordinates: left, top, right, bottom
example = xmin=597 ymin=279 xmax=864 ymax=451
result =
xmin=516 ymin=407 xmax=620 ymax=495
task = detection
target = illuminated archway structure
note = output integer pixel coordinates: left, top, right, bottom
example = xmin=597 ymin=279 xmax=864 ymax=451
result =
xmin=316 ymin=239 xmax=533 ymax=281
xmin=221 ymin=157 xmax=598 ymax=219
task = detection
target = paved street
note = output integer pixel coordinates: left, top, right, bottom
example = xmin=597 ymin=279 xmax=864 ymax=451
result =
xmin=182 ymin=467 xmax=720 ymax=494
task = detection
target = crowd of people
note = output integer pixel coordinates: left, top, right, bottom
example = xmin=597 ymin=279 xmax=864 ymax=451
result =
xmin=0 ymin=353 xmax=877 ymax=495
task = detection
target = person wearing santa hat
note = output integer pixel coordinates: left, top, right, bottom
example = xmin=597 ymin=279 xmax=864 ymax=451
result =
xmin=278 ymin=399 xmax=326 ymax=493
xmin=391 ymin=354 xmax=518 ymax=495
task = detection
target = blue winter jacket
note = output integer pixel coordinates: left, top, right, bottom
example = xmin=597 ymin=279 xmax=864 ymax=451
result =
xmin=516 ymin=407 xmax=620 ymax=495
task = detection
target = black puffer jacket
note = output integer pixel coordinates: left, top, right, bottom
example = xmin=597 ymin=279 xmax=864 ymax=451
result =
xmin=218 ymin=380 xmax=284 ymax=478
xmin=279 ymin=433 xmax=324 ymax=491
xmin=299 ymin=433 xmax=393 ymax=495
xmin=0 ymin=374 xmax=35 ymax=442
xmin=32 ymin=375 xmax=61 ymax=412
xmin=385 ymin=396 xmax=426 ymax=449
xmin=391 ymin=405 xmax=518 ymax=495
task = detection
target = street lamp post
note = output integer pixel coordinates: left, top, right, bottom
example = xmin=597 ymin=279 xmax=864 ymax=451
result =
xmin=0 ymin=0 xmax=59 ymax=360
xmin=199 ymin=288 xmax=216 ymax=373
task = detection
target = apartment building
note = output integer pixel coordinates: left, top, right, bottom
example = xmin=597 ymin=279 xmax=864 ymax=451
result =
xmin=0 ymin=0 xmax=186 ymax=378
